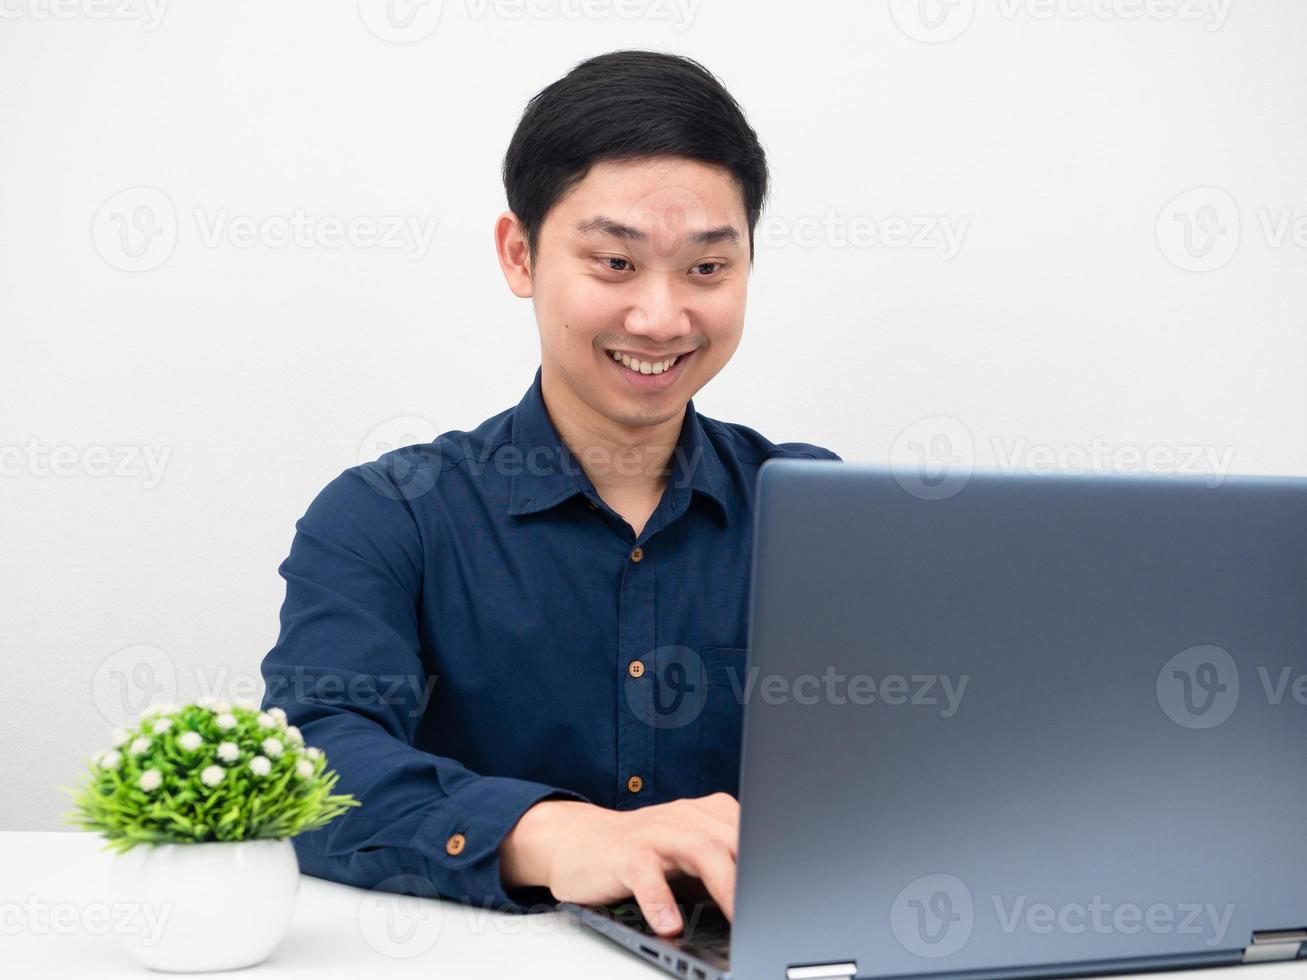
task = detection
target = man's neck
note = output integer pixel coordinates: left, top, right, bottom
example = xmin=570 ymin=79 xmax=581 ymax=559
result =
xmin=539 ymin=360 xmax=685 ymax=501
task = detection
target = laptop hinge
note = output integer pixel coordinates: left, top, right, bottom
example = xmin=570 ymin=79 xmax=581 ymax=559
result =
xmin=1242 ymin=929 xmax=1307 ymax=963
xmin=785 ymin=962 xmax=857 ymax=980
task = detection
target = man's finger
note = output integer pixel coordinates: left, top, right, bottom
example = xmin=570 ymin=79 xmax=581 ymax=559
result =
xmin=664 ymin=833 xmax=736 ymax=922
xmin=682 ymin=797 xmax=740 ymax=858
xmin=625 ymin=850 xmax=684 ymax=937
xmin=687 ymin=813 xmax=738 ymax=860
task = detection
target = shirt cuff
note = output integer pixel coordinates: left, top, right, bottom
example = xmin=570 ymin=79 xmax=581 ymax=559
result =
xmin=413 ymin=774 xmax=590 ymax=913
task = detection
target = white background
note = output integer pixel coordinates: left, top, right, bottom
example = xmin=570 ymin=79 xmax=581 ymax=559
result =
xmin=2 ymin=0 xmax=1304 ymax=831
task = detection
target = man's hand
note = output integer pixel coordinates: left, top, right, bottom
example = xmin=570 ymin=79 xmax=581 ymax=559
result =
xmin=499 ymin=793 xmax=739 ymax=936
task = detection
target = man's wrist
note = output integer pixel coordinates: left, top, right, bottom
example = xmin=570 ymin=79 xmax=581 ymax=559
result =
xmin=499 ymin=798 xmax=589 ymax=890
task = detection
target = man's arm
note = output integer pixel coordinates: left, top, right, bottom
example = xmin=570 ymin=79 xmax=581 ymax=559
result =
xmin=259 ymin=460 xmax=587 ymax=911
xmin=263 ymin=454 xmax=743 ymax=930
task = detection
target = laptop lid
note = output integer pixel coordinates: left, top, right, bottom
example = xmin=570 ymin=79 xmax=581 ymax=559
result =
xmin=731 ymin=461 xmax=1307 ymax=980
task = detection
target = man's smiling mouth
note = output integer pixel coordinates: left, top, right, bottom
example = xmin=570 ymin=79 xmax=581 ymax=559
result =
xmin=604 ymin=348 xmax=693 ymax=375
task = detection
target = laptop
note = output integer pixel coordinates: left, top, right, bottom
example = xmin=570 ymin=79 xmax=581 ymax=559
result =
xmin=565 ymin=461 xmax=1307 ymax=979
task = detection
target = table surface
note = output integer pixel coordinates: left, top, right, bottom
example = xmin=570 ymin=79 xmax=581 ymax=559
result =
xmin=3 ymin=831 xmax=1305 ymax=979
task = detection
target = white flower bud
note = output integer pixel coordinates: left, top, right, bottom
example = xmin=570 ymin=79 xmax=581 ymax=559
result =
xmin=200 ymin=765 xmax=225 ymax=787
xmin=268 ymin=707 xmax=288 ymax=724
xmin=139 ymin=769 xmax=162 ymax=791
xmin=110 ymin=728 xmax=130 ymax=747
xmin=177 ymin=731 xmax=202 ymax=751
xmin=248 ymin=756 xmax=272 ymax=777
xmin=215 ymin=713 xmax=237 ymax=731
xmin=305 ymin=746 xmax=322 ymax=760
xmin=152 ymin=717 xmax=173 ymax=734
xmin=129 ymin=737 xmax=151 ymax=756
xmin=261 ymin=737 xmax=284 ymax=758
xmin=284 ymin=725 xmax=303 ymax=744
xmin=295 ymin=759 xmax=314 ymax=779
xmin=256 ymin=713 xmax=276 ymax=729
xmin=217 ymin=741 xmax=239 ymax=763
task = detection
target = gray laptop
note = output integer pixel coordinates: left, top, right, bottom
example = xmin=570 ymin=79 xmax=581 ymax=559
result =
xmin=565 ymin=461 xmax=1307 ymax=980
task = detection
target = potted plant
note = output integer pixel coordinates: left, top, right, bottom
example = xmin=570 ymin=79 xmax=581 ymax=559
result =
xmin=63 ymin=698 xmax=360 ymax=972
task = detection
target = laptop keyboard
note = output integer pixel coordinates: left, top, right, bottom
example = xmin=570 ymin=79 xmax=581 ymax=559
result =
xmin=610 ymin=899 xmax=733 ymax=960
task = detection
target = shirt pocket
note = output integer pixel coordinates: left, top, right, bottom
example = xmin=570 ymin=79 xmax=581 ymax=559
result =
xmin=697 ymin=646 xmax=748 ymax=798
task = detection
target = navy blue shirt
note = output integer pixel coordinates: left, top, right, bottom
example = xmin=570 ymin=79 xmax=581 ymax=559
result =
xmin=260 ymin=367 xmax=840 ymax=911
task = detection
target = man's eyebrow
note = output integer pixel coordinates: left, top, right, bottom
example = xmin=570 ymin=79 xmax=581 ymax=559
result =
xmin=575 ymin=215 xmax=741 ymax=246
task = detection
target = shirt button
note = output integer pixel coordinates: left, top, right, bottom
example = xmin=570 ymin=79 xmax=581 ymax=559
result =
xmin=627 ymin=775 xmax=644 ymax=793
xmin=630 ymin=546 xmax=643 ymax=563
xmin=445 ymin=833 xmax=466 ymax=856
xmin=627 ymin=660 xmax=645 ymax=678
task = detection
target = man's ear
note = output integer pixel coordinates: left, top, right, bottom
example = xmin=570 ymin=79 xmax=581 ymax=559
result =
xmin=495 ymin=211 xmax=534 ymax=298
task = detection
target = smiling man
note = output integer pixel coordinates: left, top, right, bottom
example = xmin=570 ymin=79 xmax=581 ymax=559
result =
xmin=259 ymin=49 xmax=840 ymax=938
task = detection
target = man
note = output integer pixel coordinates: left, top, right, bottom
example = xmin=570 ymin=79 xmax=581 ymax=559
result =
xmin=259 ymin=49 xmax=840 ymax=939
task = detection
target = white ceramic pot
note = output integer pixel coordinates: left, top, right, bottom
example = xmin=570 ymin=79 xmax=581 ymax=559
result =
xmin=109 ymin=837 xmax=300 ymax=972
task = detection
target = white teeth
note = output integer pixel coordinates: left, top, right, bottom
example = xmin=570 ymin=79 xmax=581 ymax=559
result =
xmin=608 ymin=351 xmax=680 ymax=375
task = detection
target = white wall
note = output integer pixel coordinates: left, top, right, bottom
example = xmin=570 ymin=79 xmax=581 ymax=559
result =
xmin=3 ymin=0 xmax=1304 ymax=830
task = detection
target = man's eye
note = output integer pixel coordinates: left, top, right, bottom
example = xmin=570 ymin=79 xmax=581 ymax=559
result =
xmin=691 ymin=261 xmax=724 ymax=277
xmin=596 ymin=256 xmax=633 ymax=273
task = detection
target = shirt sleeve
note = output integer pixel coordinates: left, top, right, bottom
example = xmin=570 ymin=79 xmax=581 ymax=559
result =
xmin=259 ymin=456 xmax=588 ymax=912
xmin=779 ymin=442 xmax=843 ymax=462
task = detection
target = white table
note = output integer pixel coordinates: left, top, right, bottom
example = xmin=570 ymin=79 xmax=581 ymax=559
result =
xmin=3 ymin=832 xmax=1305 ymax=979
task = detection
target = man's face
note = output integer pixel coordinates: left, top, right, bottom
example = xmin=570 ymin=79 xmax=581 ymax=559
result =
xmin=517 ymin=155 xmax=751 ymax=431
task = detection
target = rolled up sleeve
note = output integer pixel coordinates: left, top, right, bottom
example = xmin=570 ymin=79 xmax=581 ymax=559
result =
xmin=259 ymin=461 xmax=587 ymax=911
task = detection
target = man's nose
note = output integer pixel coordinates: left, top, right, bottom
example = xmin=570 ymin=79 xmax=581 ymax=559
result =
xmin=624 ymin=273 xmax=693 ymax=343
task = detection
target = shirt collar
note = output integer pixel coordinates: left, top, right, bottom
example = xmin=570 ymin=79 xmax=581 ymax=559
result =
xmin=505 ymin=366 xmax=730 ymax=523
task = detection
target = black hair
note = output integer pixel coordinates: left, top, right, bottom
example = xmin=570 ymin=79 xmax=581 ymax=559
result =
xmin=502 ymin=49 xmax=769 ymax=265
